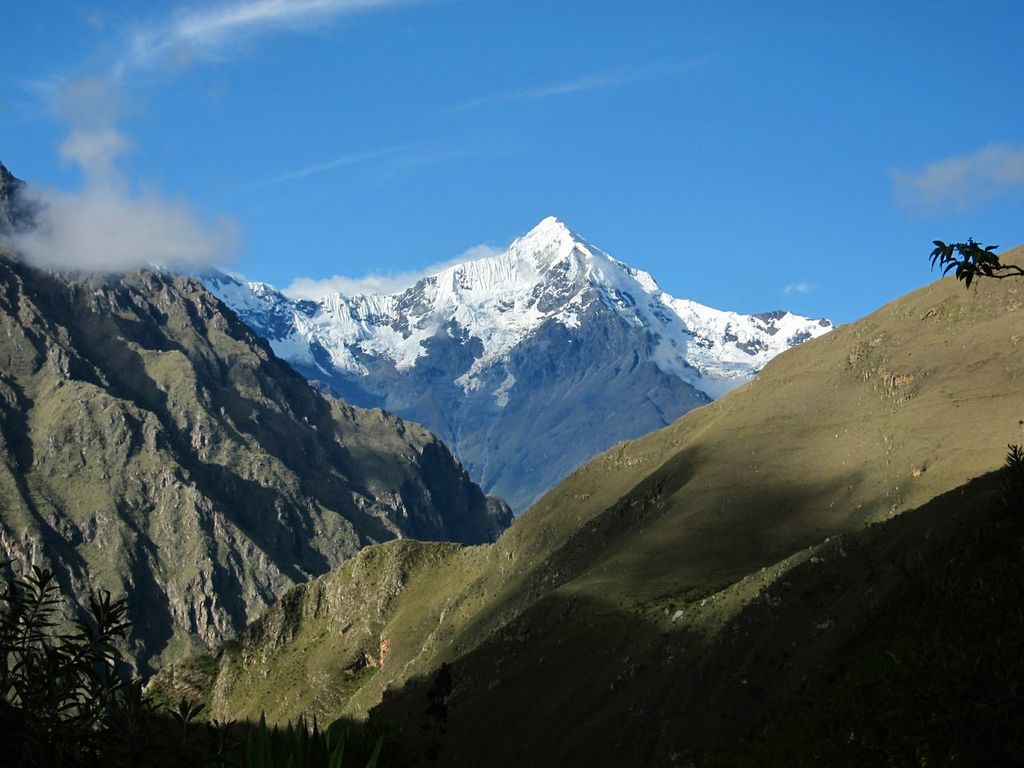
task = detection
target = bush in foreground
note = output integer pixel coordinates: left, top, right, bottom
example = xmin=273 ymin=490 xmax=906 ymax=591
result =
xmin=0 ymin=561 xmax=390 ymax=767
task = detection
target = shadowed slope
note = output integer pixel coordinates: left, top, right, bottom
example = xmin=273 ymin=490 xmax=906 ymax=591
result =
xmin=154 ymin=250 xmax=1024 ymax=762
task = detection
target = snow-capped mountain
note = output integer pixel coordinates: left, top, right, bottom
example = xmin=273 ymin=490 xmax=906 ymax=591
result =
xmin=204 ymin=217 xmax=832 ymax=512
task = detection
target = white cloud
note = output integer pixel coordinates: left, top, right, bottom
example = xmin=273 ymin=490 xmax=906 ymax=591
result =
xmin=59 ymin=129 xmax=131 ymax=183
xmin=892 ymin=143 xmax=1024 ymax=212
xmin=120 ymin=0 xmax=417 ymax=73
xmin=783 ymin=282 xmax=813 ymax=296
xmin=4 ymin=122 xmax=236 ymax=272
xmin=283 ymin=243 xmax=502 ymax=299
xmin=10 ymin=184 xmax=237 ymax=272
xmin=6 ymin=0 xmax=433 ymax=272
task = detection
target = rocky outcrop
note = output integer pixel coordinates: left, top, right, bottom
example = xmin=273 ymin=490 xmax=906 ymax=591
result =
xmin=0 ymin=162 xmax=34 ymax=234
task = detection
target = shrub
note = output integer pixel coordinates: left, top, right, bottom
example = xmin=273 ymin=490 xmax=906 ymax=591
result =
xmin=1 ymin=561 xmax=392 ymax=767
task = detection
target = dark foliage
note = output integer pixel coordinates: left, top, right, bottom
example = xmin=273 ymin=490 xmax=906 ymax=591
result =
xmin=1003 ymin=443 xmax=1024 ymax=513
xmin=710 ymin=458 xmax=1024 ymax=767
xmin=0 ymin=562 xmax=394 ymax=767
xmin=1 ymin=563 xmax=132 ymax=766
xmin=930 ymin=239 xmax=1022 ymax=288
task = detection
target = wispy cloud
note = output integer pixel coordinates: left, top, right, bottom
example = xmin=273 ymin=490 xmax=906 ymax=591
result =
xmin=282 ymin=243 xmax=502 ymax=299
xmin=242 ymin=146 xmax=406 ymax=188
xmin=892 ymin=143 xmax=1024 ymax=213
xmin=118 ymin=0 xmax=418 ymax=74
xmin=240 ymin=145 xmax=472 ymax=189
xmin=452 ymin=73 xmax=630 ymax=112
xmin=783 ymin=282 xmax=814 ymax=296
xmin=452 ymin=58 xmax=711 ymax=112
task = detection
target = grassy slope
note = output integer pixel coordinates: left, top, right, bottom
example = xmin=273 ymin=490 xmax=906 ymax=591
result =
xmin=0 ymin=254 xmax=509 ymax=671
xmin=157 ymin=253 xmax=1024 ymax=763
xmin=706 ymin=471 xmax=1024 ymax=767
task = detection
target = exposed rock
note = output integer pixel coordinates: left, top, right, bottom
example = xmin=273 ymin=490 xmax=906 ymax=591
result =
xmin=0 ymin=251 xmax=509 ymax=672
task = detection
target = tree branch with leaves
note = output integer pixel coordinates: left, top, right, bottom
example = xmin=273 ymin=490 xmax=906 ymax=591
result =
xmin=930 ymin=239 xmax=1023 ymax=288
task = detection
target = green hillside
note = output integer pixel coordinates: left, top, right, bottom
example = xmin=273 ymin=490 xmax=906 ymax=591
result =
xmin=149 ymin=252 xmax=1024 ymax=764
xmin=0 ymin=250 xmax=510 ymax=672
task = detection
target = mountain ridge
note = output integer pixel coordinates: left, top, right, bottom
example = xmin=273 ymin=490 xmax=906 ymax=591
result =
xmin=205 ymin=217 xmax=832 ymax=510
xmin=0 ymin=168 xmax=511 ymax=671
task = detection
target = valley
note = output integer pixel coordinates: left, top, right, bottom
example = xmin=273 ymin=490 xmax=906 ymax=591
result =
xmin=2 ymin=5 xmax=1022 ymax=761
xmin=4 ymin=150 xmax=1023 ymax=763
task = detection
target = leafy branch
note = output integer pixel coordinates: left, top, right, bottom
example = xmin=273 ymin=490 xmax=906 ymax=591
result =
xmin=930 ymin=239 xmax=1023 ymax=288
xmin=1 ymin=559 xmax=392 ymax=766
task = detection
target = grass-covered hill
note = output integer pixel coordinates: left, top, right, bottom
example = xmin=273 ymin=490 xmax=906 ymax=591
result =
xmin=0 ymin=248 xmax=510 ymax=673
xmin=150 ymin=249 xmax=1024 ymax=765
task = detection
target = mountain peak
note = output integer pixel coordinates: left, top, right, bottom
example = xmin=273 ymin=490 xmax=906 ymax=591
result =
xmin=203 ymin=220 xmax=832 ymax=510
xmin=0 ymin=161 xmax=23 ymax=195
xmin=518 ymin=216 xmax=582 ymax=249
xmin=531 ymin=214 xmax=572 ymax=233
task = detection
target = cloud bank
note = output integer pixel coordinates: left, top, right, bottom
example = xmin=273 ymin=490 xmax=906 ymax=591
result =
xmin=283 ymin=243 xmax=501 ymax=299
xmin=892 ymin=143 xmax=1024 ymax=213
xmin=11 ymin=180 xmax=237 ymax=273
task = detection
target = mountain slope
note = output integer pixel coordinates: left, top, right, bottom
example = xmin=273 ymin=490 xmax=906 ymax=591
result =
xmin=205 ymin=218 xmax=831 ymax=511
xmin=0 ymin=239 xmax=510 ymax=671
xmin=156 ymin=249 xmax=1024 ymax=763
xmin=0 ymin=161 xmax=34 ymax=233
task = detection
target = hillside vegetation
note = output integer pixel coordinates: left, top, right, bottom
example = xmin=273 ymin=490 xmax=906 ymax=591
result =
xmin=0 ymin=250 xmax=510 ymax=672
xmin=152 ymin=249 xmax=1024 ymax=765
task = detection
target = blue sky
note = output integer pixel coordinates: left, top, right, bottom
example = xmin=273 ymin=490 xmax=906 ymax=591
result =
xmin=2 ymin=0 xmax=1023 ymax=323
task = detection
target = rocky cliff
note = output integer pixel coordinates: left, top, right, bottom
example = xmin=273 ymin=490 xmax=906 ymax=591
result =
xmin=0 ymin=236 xmax=509 ymax=671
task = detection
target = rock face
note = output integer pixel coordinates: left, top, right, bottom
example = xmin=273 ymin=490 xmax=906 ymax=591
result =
xmin=0 ymin=178 xmax=510 ymax=671
xmin=0 ymin=162 xmax=34 ymax=234
xmin=205 ymin=218 xmax=832 ymax=511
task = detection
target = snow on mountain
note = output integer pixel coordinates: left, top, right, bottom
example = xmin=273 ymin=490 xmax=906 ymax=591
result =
xmin=207 ymin=217 xmax=830 ymax=399
xmin=203 ymin=217 xmax=832 ymax=512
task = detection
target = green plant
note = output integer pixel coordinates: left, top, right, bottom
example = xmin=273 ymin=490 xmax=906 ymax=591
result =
xmin=0 ymin=561 xmax=133 ymax=765
xmin=0 ymin=559 xmax=395 ymax=766
xmin=929 ymin=239 xmax=1021 ymax=288
xmin=243 ymin=713 xmax=383 ymax=768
